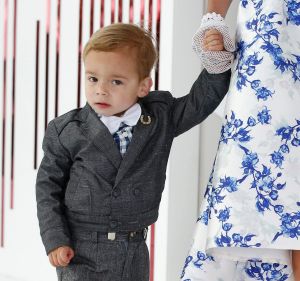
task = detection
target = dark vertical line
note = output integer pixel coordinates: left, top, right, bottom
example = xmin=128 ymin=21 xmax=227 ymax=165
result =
xmin=54 ymin=0 xmax=61 ymax=117
xmin=34 ymin=21 xmax=40 ymax=171
xmin=129 ymin=0 xmax=133 ymax=23
xmin=90 ymin=0 xmax=94 ymax=36
xmin=111 ymin=0 xmax=115 ymax=23
xmin=45 ymin=0 xmax=51 ymax=131
xmin=118 ymin=0 xmax=122 ymax=22
xmin=1 ymin=0 xmax=9 ymax=247
xmin=77 ymin=0 xmax=83 ymax=108
xmin=100 ymin=0 xmax=105 ymax=28
xmin=10 ymin=0 xmax=17 ymax=210
xmin=140 ymin=0 xmax=144 ymax=27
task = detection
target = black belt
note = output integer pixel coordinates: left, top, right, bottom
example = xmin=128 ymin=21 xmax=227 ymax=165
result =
xmin=71 ymin=228 xmax=148 ymax=242
xmin=107 ymin=228 xmax=148 ymax=241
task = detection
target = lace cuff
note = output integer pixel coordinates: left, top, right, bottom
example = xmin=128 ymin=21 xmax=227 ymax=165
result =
xmin=193 ymin=12 xmax=235 ymax=74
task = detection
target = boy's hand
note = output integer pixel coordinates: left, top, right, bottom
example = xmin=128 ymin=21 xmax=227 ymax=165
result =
xmin=48 ymin=246 xmax=75 ymax=267
xmin=203 ymin=29 xmax=225 ymax=51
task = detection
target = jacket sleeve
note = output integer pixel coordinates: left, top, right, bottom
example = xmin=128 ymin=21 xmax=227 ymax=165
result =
xmin=171 ymin=68 xmax=231 ymax=137
xmin=36 ymin=120 xmax=73 ymax=255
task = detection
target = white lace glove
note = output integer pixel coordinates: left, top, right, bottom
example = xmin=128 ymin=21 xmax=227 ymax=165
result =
xmin=193 ymin=12 xmax=235 ymax=74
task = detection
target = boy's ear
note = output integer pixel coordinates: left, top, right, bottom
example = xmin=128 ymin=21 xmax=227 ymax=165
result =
xmin=138 ymin=77 xmax=153 ymax=98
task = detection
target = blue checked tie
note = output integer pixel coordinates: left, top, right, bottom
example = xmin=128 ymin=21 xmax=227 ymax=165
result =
xmin=112 ymin=122 xmax=133 ymax=157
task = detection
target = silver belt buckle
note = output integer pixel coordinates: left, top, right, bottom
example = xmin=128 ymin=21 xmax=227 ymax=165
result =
xmin=108 ymin=232 xmax=116 ymax=241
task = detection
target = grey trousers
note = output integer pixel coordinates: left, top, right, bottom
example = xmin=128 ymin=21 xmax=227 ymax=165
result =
xmin=56 ymin=230 xmax=149 ymax=281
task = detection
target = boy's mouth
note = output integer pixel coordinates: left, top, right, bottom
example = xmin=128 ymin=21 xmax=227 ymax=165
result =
xmin=96 ymin=102 xmax=111 ymax=108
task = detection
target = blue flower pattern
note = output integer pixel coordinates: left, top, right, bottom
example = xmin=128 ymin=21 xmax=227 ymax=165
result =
xmin=236 ymin=0 xmax=300 ymax=102
xmin=245 ymin=260 xmax=289 ymax=280
xmin=182 ymin=0 xmax=300 ymax=279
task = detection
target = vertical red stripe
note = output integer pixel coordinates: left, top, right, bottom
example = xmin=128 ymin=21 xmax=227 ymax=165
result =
xmin=10 ymin=0 xmax=17 ymax=209
xmin=45 ymin=0 xmax=51 ymax=130
xmin=148 ymin=0 xmax=153 ymax=31
xmin=54 ymin=0 xmax=61 ymax=117
xmin=150 ymin=224 xmax=155 ymax=281
xmin=34 ymin=21 xmax=40 ymax=171
xmin=77 ymin=0 xmax=83 ymax=108
xmin=111 ymin=0 xmax=115 ymax=23
xmin=140 ymin=0 xmax=144 ymax=26
xmin=129 ymin=0 xmax=133 ymax=23
xmin=118 ymin=0 xmax=122 ymax=22
xmin=100 ymin=0 xmax=105 ymax=28
xmin=1 ymin=0 xmax=9 ymax=247
xmin=154 ymin=0 xmax=160 ymax=90
xmin=90 ymin=0 xmax=94 ymax=36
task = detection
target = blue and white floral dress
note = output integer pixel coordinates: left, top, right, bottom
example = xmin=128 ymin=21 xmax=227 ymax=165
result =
xmin=182 ymin=0 xmax=300 ymax=280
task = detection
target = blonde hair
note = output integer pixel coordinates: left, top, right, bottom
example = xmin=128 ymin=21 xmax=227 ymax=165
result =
xmin=83 ymin=23 xmax=157 ymax=80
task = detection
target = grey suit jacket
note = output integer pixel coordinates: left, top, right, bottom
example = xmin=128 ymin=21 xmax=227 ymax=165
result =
xmin=36 ymin=69 xmax=231 ymax=254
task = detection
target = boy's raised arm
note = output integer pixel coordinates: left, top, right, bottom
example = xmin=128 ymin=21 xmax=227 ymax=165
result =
xmin=171 ymin=68 xmax=231 ymax=137
xmin=170 ymin=16 xmax=232 ymax=137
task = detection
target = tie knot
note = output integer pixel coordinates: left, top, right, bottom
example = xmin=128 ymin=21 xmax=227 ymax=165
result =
xmin=118 ymin=122 xmax=130 ymax=131
xmin=112 ymin=123 xmax=133 ymax=157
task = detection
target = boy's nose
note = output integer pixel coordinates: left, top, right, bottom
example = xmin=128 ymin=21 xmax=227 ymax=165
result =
xmin=98 ymin=81 xmax=109 ymax=95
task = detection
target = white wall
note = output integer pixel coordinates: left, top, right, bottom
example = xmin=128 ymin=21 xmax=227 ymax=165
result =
xmin=164 ymin=1 xmax=239 ymax=280
xmin=164 ymin=0 xmax=204 ymax=280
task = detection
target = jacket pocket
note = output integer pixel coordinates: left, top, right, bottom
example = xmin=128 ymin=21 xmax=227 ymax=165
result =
xmin=65 ymin=166 xmax=91 ymax=213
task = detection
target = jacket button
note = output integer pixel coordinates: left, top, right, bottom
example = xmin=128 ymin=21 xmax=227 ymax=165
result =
xmin=133 ymin=188 xmax=141 ymax=196
xmin=112 ymin=189 xmax=121 ymax=198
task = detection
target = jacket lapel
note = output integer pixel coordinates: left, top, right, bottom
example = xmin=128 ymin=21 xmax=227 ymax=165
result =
xmin=79 ymin=104 xmax=122 ymax=169
xmin=114 ymin=104 xmax=155 ymax=187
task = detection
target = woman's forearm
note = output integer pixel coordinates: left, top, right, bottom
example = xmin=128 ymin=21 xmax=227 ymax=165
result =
xmin=207 ymin=0 xmax=232 ymax=17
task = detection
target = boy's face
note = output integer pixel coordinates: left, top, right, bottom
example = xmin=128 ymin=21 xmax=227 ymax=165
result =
xmin=84 ymin=48 xmax=152 ymax=116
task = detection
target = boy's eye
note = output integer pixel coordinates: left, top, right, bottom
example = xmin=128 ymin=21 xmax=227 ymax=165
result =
xmin=112 ymin=80 xmax=123 ymax=85
xmin=88 ymin=76 xmax=98 ymax=83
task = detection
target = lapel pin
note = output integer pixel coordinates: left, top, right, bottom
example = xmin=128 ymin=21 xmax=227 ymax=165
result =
xmin=140 ymin=114 xmax=151 ymax=125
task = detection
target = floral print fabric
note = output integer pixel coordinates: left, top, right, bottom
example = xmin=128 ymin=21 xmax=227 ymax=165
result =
xmin=182 ymin=0 xmax=300 ymax=280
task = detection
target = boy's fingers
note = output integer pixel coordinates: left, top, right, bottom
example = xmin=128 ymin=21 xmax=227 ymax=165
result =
xmin=58 ymin=248 xmax=72 ymax=266
xmin=206 ymin=45 xmax=224 ymax=51
xmin=204 ymin=33 xmax=222 ymax=41
xmin=50 ymin=251 xmax=59 ymax=267
xmin=48 ymin=253 xmax=55 ymax=267
xmin=204 ymin=35 xmax=223 ymax=45
xmin=68 ymin=248 xmax=75 ymax=260
xmin=57 ymin=256 xmax=69 ymax=267
xmin=204 ymin=29 xmax=222 ymax=37
xmin=204 ymin=40 xmax=225 ymax=51
xmin=205 ymin=40 xmax=223 ymax=47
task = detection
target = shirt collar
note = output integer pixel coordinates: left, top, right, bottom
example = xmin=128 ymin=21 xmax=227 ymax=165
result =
xmin=99 ymin=103 xmax=141 ymax=134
